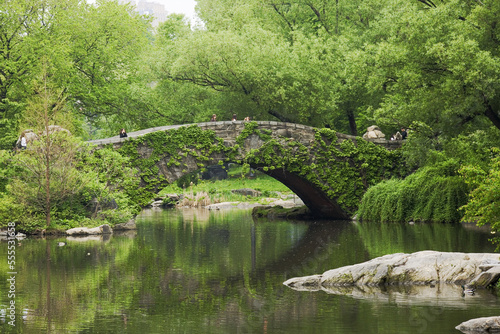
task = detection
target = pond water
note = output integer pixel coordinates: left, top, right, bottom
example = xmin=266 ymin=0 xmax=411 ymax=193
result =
xmin=1 ymin=208 xmax=499 ymax=333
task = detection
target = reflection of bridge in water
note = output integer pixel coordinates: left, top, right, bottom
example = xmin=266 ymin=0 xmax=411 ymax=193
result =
xmin=252 ymin=220 xmax=354 ymax=276
xmin=89 ymin=121 xmax=402 ymax=219
xmin=208 ymin=218 xmax=496 ymax=333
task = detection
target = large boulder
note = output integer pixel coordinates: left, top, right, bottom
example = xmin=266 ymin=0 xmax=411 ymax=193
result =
xmin=16 ymin=126 xmax=72 ymax=149
xmin=456 ymin=316 xmax=500 ymax=333
xmin=284 ymin=251 xmax=500 ymax=290
xmin=362 ymin=125 xmax=386 ymax=140
xmin=231 ymin=188 xmax=262 ymax=197
xmin=66 ymin=224 xmax=112 ymax=236
xmin=113 ymin=220 xmax=137 ymax=230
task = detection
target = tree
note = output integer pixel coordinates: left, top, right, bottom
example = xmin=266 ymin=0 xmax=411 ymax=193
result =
xmin=368 ymin=0 xmax=500 ymax=137
xmin=0 ymin=0 xmax=51 ymax=148
xmin=56 ymin=0 xmax=152 ymax=136
xmin=0 ymin=0 xmax=153 ymax=145
xmin=460 ymin=149 xmax=500 ymax=236
xmin=125 ymin=14 xmax=228 ymax=127
xmin=78 ymin=148 xmax=138 ymax=219
xmin=9 ymin=63 xmax=87 ymax=227
xmin=158 ymin=0 xmax=391 ymax=134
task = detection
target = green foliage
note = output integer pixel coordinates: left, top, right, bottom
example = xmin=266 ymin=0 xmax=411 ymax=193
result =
xmin=358 ymin=161 xmax=469 ymax=223
xmin=371 ymin=0 xmax=500 ymax=139
xmin=152 ymin=0 xmax=500 ymax=145
xmin=161 ymin=168 xmax=291 ymax=198
xmin=77 ymin=147 xmax=139 ymax=219
xmin=9 ymin=131 xmax=86 ymax=224
xmin=114 ymin=125 xmax=225 ymax=207
xmin=0 ymin=195 xmax=25 ymax=230
xmin=0 ymin=150 xmax=16 ymax=194
xmin=4 ymin=0 xmax=498 ymax=228
xmin=182 ymin=0 xmax=390 ymax=134
xmin=460 ymin=148 xmax=500 ymax=231
xmin=396 ymin=124 xmax=500 ymax=171
xmin=4 ymin=141 xmax=137 ymax=232
xmin=0 ymin=0 xmax=152 ymax=144
xmin=176 ymin=171 xmax=201 ymax=188
xmin=443 ymin=128 xmax=500 ymax=171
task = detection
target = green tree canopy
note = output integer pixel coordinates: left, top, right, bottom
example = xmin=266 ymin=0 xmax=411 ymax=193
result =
xmin=369 ymin=0 xmax=500 ymax=136
xmin=0 ymin=0 xmax=152 ymax=147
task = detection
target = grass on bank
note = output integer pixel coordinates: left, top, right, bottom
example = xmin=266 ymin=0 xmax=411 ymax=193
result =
xmin=158 ymin=166 xmax=294 ymax=206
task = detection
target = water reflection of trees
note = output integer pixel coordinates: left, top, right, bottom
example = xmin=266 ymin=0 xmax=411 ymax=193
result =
xmin=354 ymin=221 xmax=496 ymax=258
xmin=0 ymin=211 xmax=498 ymax=333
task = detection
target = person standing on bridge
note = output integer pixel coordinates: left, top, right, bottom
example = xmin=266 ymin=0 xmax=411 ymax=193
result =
xmin=401 ymin=128 xmax=408 ymax=139
xmin=231 ymin=114 xmax=237 ymax=121
xmin=120 ymin=128 xmax=128 ymax=138
xmin=20 ymin=132 xmax=27 ymax=150
xmin=210 ymin=114 xmax=217 ymax=122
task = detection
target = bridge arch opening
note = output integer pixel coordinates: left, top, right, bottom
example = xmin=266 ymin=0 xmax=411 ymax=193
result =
xmin=160 ymin=163 xmax=299 ymax=202
xmin=156 ymin=162 xmax=350 ymax=220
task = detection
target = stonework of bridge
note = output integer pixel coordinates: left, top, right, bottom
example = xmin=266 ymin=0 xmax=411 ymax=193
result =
xmin=88 ymin=121 xmax=402 ymax=219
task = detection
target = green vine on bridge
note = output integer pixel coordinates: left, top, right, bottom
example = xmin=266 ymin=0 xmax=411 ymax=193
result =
xmin=114 ymin=125 xmax=230 ymax=208
xmin=240 ymin=127 xmax=405 ymax=215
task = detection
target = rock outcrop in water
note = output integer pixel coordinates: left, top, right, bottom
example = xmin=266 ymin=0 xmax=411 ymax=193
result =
xmin=456 ymin=316 xmax=500 ymax=333
xmin=284 ymin=251 xmax=500 ymax=334
xmin=283 ymin=251 xmax=500 ymax=290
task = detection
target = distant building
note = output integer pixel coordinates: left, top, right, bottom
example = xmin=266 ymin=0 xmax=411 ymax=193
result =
xmin=118 ymin=0 xmax=168 ymax=27
xmin=136 ymin=1 xmax=168 ymax=27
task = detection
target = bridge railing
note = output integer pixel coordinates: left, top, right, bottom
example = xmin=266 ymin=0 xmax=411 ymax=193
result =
xmin=86 ymin=121 xmax=402 ymax=149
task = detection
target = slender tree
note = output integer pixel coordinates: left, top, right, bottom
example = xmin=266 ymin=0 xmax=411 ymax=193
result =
xmin=10 ymin=62 xmax=87 ymax=227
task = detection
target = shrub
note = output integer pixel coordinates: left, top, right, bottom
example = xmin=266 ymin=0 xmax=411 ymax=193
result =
xmin=460 ymin=148 xmax=500 ymax=230
xmin=358 ymin=161 xmax=469 ymax=223
xmin=176 ymin=171 xmax=200 ymax=188
xmin=0 ymin=194 xmax=25 ymax=229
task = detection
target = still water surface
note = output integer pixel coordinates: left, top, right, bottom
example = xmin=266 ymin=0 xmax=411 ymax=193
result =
xmin=1 ymin=208 xmax=499 ymax=333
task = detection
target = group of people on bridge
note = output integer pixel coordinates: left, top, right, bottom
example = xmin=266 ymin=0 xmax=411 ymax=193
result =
xmin=390 ymin=127 xmax=408 ymax=141
xmin=210 ymin=114 xmax=250 ymax=122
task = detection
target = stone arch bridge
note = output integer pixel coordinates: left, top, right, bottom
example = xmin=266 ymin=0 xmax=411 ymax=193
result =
xmin=88 ymin=121 xmax=403 ymax=219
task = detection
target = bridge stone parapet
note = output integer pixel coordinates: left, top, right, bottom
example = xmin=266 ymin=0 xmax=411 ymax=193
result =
xmin=87 ymin=121 xmax=403 ymax=219
xmin=88 ymin=121 xmax=401 ymax=150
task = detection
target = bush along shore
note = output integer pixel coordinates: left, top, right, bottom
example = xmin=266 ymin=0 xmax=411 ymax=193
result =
xmin=0 ymin=186 xmax=308 ymax=237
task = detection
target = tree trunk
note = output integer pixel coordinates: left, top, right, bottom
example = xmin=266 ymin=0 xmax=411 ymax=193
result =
xmin=484 ymin=102 xmax=500 ymax=132
xmin=268 ymin=109 xmax=295 ymax=123
xmin=45 ymin=138 xmax=51 ymax=227
xmin=335 ymin=0 xmax=339 ymax=34
xmin=44 ymin=74 xmax=51 ymax=227
xmin=347 ymin=110 xmax=358 ymax=136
